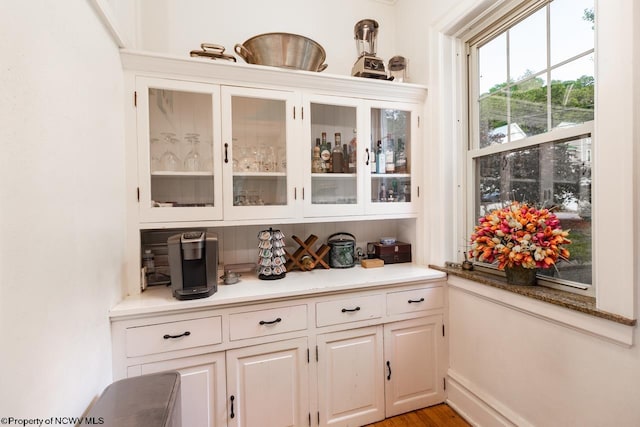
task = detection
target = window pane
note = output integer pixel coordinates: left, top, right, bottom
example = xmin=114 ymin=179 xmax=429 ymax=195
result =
xmin=476 ymin=136 xmax=592 ymax=285
xmin=509 ymin=7 xmax=547 ymax=82
xmin=479 ymin=90 xmax=508 ymax=148
xmin=550 ymin=0 xmax=594 ymax=66
xmin=511 ymin=74 xmax=548 ymax=137
xmin=551 ymin=55 xmax=594 ymax=129
xmin=479 ymin=33 xmax=507 ymax=95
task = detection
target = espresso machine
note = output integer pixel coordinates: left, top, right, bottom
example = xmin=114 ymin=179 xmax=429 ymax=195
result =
xmin=351 ymin=19 xmax=387 ymax=79
xmin=168 ymin=231 xmax=218 ymax=300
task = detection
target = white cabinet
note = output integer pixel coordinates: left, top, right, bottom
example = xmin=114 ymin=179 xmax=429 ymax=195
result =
xmin=135 ymin=76 xmax=223 ymax=223
xmin=125 ymin=53 xmax=426 ymax=227
xmin=226 ymin=338 xmax=309 ymax=427
xmin=316 ymin=326 xmax=385 ymax=427
xmin=221 ymin=86 xmax=300 ymax=220
xmin=111 ymin=275 xmax=446 ymax=427
xmin=138 ymin=353 xmax=227 ymax=427
xmin=365 ymin=100 xmax=421 ymax=215
xmin=383 ymin=316 xmax=445 ymax=417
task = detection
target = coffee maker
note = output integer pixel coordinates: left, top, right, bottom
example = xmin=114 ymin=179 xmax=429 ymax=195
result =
xmin=168 ymin=231 xmax=218 ymax=300
xmin=351 ymin=19 xmax=387 ymax=79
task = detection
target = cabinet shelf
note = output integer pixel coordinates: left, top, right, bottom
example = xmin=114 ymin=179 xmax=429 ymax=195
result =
xmin=371 ymin=173 xmax=411 ymax=179
xmin=311 ymin=173 xmax=357 ymax=178
xmin=151 ymin=171 xmax=214 ymax=177
xmin=233 ymin=171 xmax=287 ymax=178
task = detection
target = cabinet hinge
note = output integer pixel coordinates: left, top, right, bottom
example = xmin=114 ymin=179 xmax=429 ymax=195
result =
xmin=137 ymin=187 xmax=140 ymax=202
xmin=134 ymin=91 xmax=137 ymax=107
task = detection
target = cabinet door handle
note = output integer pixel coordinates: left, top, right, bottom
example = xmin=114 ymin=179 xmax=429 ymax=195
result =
xmin=365 ymin=148 xmax=370 ymax=165
xmin=259 ymin=317 xmax=282 ymax=325
xmin=386 ymin=361 xmax=392 ymax=380
xmin=341 ymin=306 xmax=361 ymax=313
xmin=408 ymin=298 xmax=425 ymax=304
xmin=230 ymin=395 xmax=235 ymax=419
xmin=163 ymin=331 xmax=191 ymax=340
xmin=224 ymin=143 xmax=229 ymax=163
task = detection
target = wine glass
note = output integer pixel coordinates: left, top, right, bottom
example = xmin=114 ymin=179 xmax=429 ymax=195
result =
xmin=160 ymin=132 xmax=180 ymax=171
xmin=183 ymin=133 xmax=201 ymax=171
xmin=150 ymin=137 xmax=161 ymax=172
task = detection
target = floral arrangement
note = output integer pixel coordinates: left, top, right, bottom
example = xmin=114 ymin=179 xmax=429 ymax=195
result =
xmin=469 ymin=202 xmax=571 ymax=270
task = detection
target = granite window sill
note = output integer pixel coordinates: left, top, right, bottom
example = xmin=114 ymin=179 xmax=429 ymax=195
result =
xmin=430 ymin=264 xmax=636 ymax=343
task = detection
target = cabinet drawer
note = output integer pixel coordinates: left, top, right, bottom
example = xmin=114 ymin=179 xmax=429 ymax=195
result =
xmin=316 ymin=294 xmax=384 ymax=327
xmin=386 ymin=287 xmax=444 ymax=316
xmin=126 ymin=316 xmax=222 ymax=358
xmin=229 ymin=304 xmax=308 ymax=341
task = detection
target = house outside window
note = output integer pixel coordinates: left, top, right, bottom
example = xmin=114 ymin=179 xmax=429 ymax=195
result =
xmin=466 ymin=0 xmax=594 ymax=289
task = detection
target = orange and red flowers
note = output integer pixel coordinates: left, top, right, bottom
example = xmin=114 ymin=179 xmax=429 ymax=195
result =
xmin=469 ymin=202 xmax=571 ymax=270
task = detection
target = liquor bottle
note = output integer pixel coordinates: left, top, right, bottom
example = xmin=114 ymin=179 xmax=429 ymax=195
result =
xmin=320 ymin=132 xmax=331 ymax=172
xmin=379 ymin=182 xmax=387 ymax=201
xmin=332 ymin=139 xmax=344 ymax=173
xmin=385 ymin=137 xmax=395 ymax=173
xmin=395 ymin=138 xmax=407 ymax=173
xmin=370 ymin=142 xmax=376 ymax=172
xmin=342 ymin=143 xmax=349 ymax=173
xmin=348 ymin=137 xmax=357 ymax=173
xmin=312 ymin=140 xmax=323 ymax=173
xmin=376 ymin=140 xmax=385 ymax=174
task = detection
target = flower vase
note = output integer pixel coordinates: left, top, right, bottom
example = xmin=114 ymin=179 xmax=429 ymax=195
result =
xmin=504 ymin=265 xmax=537 ymax=285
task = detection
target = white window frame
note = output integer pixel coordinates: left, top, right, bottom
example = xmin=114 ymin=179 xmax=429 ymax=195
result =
xmin=465 ymin=0 xmax=595 ymax=295
xmin=425 ymin=0 xmax=636 ymax=342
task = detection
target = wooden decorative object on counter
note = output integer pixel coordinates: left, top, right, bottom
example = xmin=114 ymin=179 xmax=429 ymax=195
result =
xmin=285 ymin=234 xmax=330 ymax=271
xmin=361 ymin=258 xmax=384 ymax=268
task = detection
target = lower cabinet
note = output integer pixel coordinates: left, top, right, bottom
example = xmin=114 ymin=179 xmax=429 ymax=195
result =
xmin=226 ymin=338 xmax=309 ymax=427
xmin=383 ymin=315 xmax=445 ymax=417
xmin=139 ymin=352 xmax=227 ymax=427
xmin=317 ymin=326 xmax=385 ymax=427
xmin=113 ymin=282 xmax=446 ymax=427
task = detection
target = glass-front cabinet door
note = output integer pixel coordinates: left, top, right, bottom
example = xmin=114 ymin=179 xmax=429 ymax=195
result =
xmin=221 ymin=87 xmax=298 ymax=220
xmin=136 ymin=77 xmax=223 ymax=223
xmin=365 ymin=102 xmax=420 ymax=214
xmin=303 ymin=95 xmax=365 ymax=217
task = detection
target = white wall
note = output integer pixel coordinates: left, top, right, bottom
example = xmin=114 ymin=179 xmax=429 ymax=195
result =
xmin=131 ymin=0 xmax=430 ymax=83
xmin=0 ymin=0 xmax=125 ymax=419
xmin=424 ymin=0 xmax=640 ymax=425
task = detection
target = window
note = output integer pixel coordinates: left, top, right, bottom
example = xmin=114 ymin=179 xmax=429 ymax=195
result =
xmin=467 ymin=0 xmax=594 ymax=289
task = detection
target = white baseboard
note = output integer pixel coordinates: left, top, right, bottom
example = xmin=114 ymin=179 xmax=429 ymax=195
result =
xmin=446 ymin=369 xmax=532 ymax=427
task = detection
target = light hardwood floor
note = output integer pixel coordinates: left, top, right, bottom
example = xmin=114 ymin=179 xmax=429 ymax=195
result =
xmin=363 ymin=404 xmax=471 ymax=427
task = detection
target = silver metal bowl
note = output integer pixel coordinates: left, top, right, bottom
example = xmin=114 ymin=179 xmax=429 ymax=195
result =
xmin=234 ymin=32 xmax=328 ymax=72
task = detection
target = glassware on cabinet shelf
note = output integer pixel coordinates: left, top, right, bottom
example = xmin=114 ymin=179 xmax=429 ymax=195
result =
xmin=160 ymin=132 xmax=181 ymax=171
xmin=183 ymin=132 xmax=201 ymax=172
xmin=150 ymin=137 xmax=161 ymax=172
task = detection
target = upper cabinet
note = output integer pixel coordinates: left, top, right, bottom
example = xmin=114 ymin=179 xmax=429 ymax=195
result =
xmin=124 ymin=52 xmax=427 ymax=226
xmin=135 ymin=77 xmax=223 ymax=223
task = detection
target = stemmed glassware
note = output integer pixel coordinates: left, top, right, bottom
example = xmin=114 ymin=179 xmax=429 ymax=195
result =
xmin=183 ymin=133 xmax=201 ymax=171
xmin=160 ymin=132 xmax=180 ymax=171
xmin=150 ymin=137 xmax=161 ymax=172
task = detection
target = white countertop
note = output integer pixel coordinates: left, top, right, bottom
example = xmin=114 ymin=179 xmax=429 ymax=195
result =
xmin=110 ymin=264 xmax=446 ymax=319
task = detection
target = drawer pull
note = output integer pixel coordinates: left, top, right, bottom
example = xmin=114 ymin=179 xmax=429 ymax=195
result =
xmin=163 ymin=331 xmax=191 ymax=340
xmin=259 ymin=317 xmax=282 ymax=325
xmin=408 ymin=298 xmax=425 ymax=304
xmin=224 ymin=143 xmax=229 ymax=163
xmin=341 ymin=306 xmax=361 ymax=313
xmin=230 ymin=395 xmax=235 ymax=419
xmin=387 ymin=361 xmax=392 ymax=380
